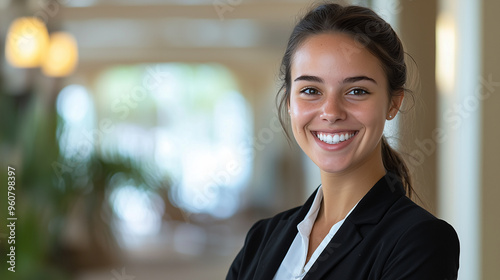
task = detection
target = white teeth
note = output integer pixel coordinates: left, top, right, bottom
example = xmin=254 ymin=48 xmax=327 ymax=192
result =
xmin=316 ymin=132 xmax=356 ymax=145
xmin=333 ymin=134 xmax=340 ymax=144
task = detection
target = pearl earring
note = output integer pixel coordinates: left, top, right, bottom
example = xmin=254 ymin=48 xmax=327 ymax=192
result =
xmin=389 ymin=115 xmax=392 ymax=119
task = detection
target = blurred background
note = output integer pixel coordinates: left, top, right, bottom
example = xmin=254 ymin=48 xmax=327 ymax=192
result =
xmin=0 ymin=0 xmax=498 ymax=279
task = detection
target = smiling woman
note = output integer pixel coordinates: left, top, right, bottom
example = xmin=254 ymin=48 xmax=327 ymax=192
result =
xmin=227 ymin=3 xmax=459 ymax=280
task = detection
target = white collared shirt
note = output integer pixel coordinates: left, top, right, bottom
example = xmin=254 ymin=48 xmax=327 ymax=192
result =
xmin=273 ymin=186 xmax=359 ymax=280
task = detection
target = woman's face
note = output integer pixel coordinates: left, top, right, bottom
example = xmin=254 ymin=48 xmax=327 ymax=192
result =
xmin=289 ymin=33 xmax=401 ymax=174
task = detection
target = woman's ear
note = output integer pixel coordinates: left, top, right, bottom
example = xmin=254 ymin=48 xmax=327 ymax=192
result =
xmin=387 ymin=90 xmax=404 ymax=120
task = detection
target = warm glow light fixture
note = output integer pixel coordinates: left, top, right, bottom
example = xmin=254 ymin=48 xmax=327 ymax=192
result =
xmin=5 ymin=17 xmax=49 ymax=68
xmin=42 ymin=32 xmax=79 ymax=77
xmin=436 ymin=14 xmax=456 ymax=94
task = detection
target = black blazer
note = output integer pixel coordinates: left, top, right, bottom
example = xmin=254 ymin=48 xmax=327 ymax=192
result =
xmin=227 ymin=173 xmax=460 ymax=280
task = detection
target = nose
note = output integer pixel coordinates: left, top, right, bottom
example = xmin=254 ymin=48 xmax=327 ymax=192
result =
xmin=320 ymin=95 xmax=346 ymax=123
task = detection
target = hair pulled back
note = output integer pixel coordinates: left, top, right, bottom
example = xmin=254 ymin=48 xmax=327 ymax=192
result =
xmin=277 ymin=2 xmax=415 ymax=197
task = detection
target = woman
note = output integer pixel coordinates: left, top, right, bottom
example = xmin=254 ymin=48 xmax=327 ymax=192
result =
xmin=227 ymin=3 xmax=459 ymax=280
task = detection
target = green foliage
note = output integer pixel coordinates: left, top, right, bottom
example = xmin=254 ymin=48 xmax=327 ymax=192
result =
xmin=0 ymin=78 xmax=168 ymax=278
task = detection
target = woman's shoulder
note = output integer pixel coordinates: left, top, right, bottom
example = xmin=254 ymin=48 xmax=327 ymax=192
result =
xmin=350 ymin=186 xmax=459 ymax=251
xmin=377 ymin=197 xmax=460 ymax=278
xmin=348 ymin=194 xmax=460 ymax=278
xmin=377 ymin=195 xmax=459 ymax=250
xmin=388 ymin=195 xmax=455 ymax=229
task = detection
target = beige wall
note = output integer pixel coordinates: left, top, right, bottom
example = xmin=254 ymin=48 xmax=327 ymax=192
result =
xmin=481 ymin=0 xmax=500 ymax=278
xmin=398 ymin=0 xmax=438 ymax=213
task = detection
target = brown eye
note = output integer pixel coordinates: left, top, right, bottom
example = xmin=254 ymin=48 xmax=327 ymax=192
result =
xmin=300 ymin=88 xmax=319 ymax=95
xmin=347 ymin=88 xmax=369 ymax=95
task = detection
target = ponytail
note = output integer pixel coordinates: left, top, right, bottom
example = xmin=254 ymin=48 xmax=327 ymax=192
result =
xmin=381 ymin=136 xmax=415 ymax=199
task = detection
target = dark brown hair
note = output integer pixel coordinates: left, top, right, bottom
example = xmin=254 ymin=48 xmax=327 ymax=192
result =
xmin=276 ymin=2 xmax=415 ymax=198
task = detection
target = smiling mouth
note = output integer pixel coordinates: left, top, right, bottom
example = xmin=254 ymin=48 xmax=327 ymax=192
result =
xmin=313 ymin=131 xmax=358 ymax=145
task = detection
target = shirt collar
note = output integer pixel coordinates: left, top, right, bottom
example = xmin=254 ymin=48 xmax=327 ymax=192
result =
xmin=297 ymin=185 xmax=323 ymax=237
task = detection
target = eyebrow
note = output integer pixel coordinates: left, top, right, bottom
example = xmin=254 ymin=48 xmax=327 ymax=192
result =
xmin=343 ymin=76 xmax=377 ymax=85
xmin=293 ymin=75 xmax=377 ymax=85
xmin=293 ymin=75 xmax=324 ymax=83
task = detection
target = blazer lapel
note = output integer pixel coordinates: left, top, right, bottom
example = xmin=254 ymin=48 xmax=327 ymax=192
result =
xmin=303 ymin=173 xmax=405 ymax=279
xmin=253 ymin=188 xmax=320 ymax=280
xmin=303 ymin=219 xmax=362 ymax=280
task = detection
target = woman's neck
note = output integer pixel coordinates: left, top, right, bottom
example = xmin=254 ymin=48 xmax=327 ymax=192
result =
xmin=317 ymin=148 xmax=386 ymax=226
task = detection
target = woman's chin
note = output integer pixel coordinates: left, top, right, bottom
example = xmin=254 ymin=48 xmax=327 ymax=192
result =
xmin=315 ymin=159 xmax=353 ymax=174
